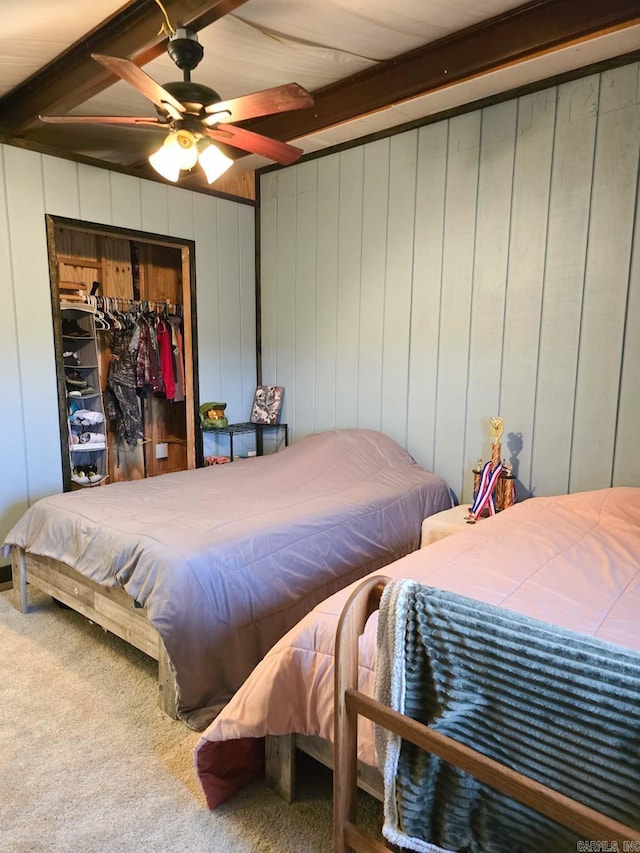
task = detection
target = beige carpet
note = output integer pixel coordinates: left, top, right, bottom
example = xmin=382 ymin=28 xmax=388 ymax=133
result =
xmin=0 ymin=589 xmax=382 ymax=852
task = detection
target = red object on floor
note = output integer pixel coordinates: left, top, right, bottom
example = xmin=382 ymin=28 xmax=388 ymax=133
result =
xmin=196 ymin=737 xmax=265 ymax=809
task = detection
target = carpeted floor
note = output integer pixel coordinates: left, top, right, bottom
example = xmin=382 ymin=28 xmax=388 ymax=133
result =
xmin=0 ymin=589 xmax=382 ymax=852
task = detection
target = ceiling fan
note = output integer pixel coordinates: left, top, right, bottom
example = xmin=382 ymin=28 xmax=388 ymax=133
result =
xmin=40 ymin=28 xmax=314 ymax=184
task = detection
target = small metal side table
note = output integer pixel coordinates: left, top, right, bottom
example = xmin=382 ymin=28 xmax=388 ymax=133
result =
xmin=201 ymin=421 xmax=288 ymax=461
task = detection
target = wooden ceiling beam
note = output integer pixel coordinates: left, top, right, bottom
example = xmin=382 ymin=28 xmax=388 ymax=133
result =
xmin=245 ymin=0 xmax=640 ymax=143
xmin=0 ymin=0 xmax=249 ymax=136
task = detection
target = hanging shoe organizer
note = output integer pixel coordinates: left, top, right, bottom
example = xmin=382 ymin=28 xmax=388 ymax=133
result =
xmin=61 ymin=304 xmax=109 ymax=487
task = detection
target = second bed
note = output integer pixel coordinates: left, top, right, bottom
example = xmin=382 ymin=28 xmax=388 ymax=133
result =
xmin=195 ymin=486 xmax=640 ymax=810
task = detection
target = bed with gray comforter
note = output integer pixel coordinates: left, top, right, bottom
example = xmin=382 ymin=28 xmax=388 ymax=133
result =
xmin=3 ymin=428 xmax=451 ymax=729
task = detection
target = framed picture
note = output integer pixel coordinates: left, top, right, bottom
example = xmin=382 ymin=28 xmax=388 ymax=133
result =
xmin=250 ymin=386 xmax=284 ymax=425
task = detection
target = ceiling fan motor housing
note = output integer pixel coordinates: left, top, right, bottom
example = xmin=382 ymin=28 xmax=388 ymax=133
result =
xmin=167 ymin=28 xmax=204 ymax=72
xmin=161 ymin=80 xmax=221 ymax=112
xmin=162 ymin=28 xmax=221 ymax=116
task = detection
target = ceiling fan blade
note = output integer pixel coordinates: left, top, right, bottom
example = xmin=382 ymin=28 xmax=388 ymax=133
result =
xmin=204 ymin=83 xmax=313 ymax=125
xmin=206 ymin=125 xmax=303 ymax=165
xmin=92 ymin=54 xmax=186 ymax=118
xmin=39 ymin=115 xmax=165 ymax=128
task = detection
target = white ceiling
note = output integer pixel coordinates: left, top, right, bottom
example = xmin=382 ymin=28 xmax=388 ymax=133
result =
xmin=238 ymin=21 xmax=640 ymax=175
xmin=1 ymin=1 xmax=639 ymax=184
xmin=2 ymin=0 xmax=526 ymax=100
xmin=0 ymin=1 xmax=127 ymax=97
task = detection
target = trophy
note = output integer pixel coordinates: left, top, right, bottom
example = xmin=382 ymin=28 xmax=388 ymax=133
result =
xmin=471 ymin=415 xmax=514 ymax=514
xmin=489 ymin=416 xmax=503 ymax=466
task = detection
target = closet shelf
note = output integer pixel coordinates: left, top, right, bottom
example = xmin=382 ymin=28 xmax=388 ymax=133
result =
xmin=71 ymin=476 xmax=107 ymax=487
xmin=68 ymin=420 xmax=105 ymax=427
xmin=60 ymin=301 xmax=94 ymax=312
xmin=61 ymin=305 xmax=108 ymax=491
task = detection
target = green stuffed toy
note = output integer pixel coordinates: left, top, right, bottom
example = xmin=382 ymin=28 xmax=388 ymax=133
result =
xmin=199 ymin=402 xmax=228 ymax=429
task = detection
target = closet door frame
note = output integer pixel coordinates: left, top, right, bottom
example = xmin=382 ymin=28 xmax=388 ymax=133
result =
xmin=45 ymin=214 xmax=201 ymax=489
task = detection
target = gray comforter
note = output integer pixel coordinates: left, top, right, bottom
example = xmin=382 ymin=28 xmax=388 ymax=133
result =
xmin=3 ymin=428 xmax=450 ymax=729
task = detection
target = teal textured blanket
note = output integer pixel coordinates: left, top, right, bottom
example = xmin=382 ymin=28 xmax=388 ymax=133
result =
xmin=374 ymin=580 xmax=640 ymax=852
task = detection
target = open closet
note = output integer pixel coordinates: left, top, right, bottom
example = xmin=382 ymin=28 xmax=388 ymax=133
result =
xmin=47 ymin=216 xmax=200 ymax=491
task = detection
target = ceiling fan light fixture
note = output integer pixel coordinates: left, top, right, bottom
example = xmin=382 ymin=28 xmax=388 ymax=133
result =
xmin=198 ymin=140 xmax=233 ymax=184
xmin=149 ymin=144 xmax=181 ymax=182
xmin=149 ymin=129 xmax=198 ymax=181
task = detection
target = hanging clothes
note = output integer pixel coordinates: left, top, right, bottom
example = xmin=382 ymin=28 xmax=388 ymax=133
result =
xmin=100 ymin=301 xmax=185 ymax=413
xmin=135 ymin=316 xmax=163 ymax=395
xmin=167 ymin=315 xmax=186 ymax=403
xmin=156 ymin=317 xmax=176 ymax=401
xmin=107 ymin=329 xmax=144 ymax=447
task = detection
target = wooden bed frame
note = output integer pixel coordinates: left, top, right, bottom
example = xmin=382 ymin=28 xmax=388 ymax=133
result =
xmin=10 ymin=546 xmax=177 ymax=718
xmin=265 ymin=731 xmax=382 ymax=805
xmin=332 ymin=576 xmax=640 ymax=852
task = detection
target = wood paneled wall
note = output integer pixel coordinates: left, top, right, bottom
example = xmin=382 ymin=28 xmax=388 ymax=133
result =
xmin=260 ymin=63 xmax=640 ymax=503
xmin=0 ymin=146 xmax=255 ymax=547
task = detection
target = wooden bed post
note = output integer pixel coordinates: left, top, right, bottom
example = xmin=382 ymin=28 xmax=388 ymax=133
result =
xmin=265 ymin=734 xmax=296 ymax=802
xmin=333 ymin=576 xmax=388 ymax=853
xmin=10 ymin=546 xmax=28 ymax=613
xmin=158 ymin=642 xmax=178 ymax=720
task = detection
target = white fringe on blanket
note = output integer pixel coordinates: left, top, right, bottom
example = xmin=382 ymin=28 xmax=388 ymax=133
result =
xmin=374 ymin=579 xmax=446 ymax=853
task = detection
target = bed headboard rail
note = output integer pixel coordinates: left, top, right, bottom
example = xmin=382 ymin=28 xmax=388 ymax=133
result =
xmin=333 ymin=575 xmax=387 ymax=852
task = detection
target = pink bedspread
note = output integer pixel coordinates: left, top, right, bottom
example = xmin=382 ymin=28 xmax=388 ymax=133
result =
xmin=195 ymin=487 xmax=640 ymax=807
